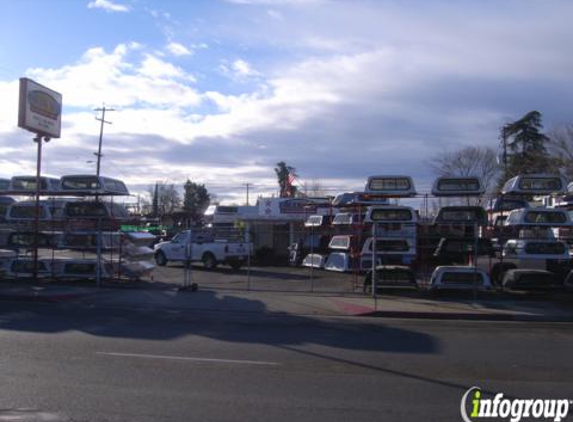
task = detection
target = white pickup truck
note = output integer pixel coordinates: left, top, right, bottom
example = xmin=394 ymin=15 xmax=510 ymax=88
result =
xmin=153 ymin=230 xmax=251 ymax=270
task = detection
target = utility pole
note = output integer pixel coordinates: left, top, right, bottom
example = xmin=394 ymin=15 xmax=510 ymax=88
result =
xmin=502 ymin=126 xmax=508 ymax=175
xmin=94 ymin=105 xmax=115 ymax=176
xmin=245 ymin=183 xmax=251 ymax=205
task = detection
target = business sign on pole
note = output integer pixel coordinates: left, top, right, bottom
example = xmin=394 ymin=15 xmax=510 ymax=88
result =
xmin=18 ymin=78 xmax=62 ymax=138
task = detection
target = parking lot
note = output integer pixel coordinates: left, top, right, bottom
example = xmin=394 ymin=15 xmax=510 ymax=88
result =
xmin=150 ymin=263 xmax=361 ymax=293
xmin=146 ymin=263 xmax=573 ymax=303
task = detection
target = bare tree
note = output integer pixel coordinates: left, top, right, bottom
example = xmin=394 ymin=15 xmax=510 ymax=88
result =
xmin=429 ymin=146 xmax=501 ymax=195
xmin=299 ymin=178 xmax=326 ymax=197
xmin=548 ymin=124 xmax=573 ymax=181
xmin=146 ymin=181 xmax=181 ymax=216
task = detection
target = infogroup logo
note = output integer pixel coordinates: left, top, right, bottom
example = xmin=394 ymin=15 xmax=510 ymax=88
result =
xmin=461 ymin=387 xmax=571 ymax=422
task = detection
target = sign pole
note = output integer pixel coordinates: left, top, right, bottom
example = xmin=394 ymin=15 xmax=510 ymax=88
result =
xmin=18 ymin=78 xmax=61 ymax=283
xmin=371 ymin=224 xmax=377 ymax=301
xmin=309 ymin=224 xmax=314 ymax=292
xmin=33 ymin=135 xmax=49 ymax=280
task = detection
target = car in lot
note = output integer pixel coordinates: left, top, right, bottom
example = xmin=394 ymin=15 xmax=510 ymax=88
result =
xmin=154 ymin=230 xmax=252 ymax=270
xmin=429 ymin=266 xmax=492 ymax=291
xmin=501 ymin=269 xmax=561 ymax=291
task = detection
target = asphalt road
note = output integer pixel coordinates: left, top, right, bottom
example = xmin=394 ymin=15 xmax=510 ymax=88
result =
xmin=0 ymin=302 xmax=571 ymax=422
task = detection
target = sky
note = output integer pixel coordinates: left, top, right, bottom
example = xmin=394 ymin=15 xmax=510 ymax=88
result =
xmin=0 ymin=0 xmax=572 ymax=204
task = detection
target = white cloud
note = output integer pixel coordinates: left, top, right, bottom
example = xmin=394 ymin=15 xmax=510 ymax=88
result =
xmin=87 ymin=0 xmax=130 ymax=13
xmin=139 ymin=54 xmax=192 ymax=80
xmin=166 ymin=42 xmax=192 ymax=57
xmin=24 ymin=43 xmax=200 ymax=109
xmin=267 ymin=9 xmax=283 ymax=20
xmin=220 ymin=59 xmax=261 ymax=81
xmin=233 ymin=60 xmax=259 ymax=78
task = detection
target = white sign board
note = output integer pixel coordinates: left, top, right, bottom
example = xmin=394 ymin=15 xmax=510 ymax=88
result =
xmin=257 ymin=198 xmax=331 ymax=221
xmin=18 ymin=78 xmax=62 ymax=138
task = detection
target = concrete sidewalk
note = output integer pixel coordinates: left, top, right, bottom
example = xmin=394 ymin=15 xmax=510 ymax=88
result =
xmin=1 ymin=281 xmax=573 ymax=321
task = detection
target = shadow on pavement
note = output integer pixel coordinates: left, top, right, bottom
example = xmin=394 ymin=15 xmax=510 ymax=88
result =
xmin=0 ymin=290 xmax=437 ymax=355
xmin=0 ymin=291 xmax=519 ymax=397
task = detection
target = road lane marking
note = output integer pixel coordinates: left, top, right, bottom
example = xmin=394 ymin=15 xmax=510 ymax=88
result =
xmin=97 ymin=352 xmax=279 ymax=366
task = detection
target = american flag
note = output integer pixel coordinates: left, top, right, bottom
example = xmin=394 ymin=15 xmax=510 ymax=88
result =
xmin=287 ymin=170 xmax=296 ymax=186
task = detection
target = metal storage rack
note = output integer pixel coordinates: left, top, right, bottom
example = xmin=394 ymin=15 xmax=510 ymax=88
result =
xmin=0 ymin=175 xmax=156 ymax=285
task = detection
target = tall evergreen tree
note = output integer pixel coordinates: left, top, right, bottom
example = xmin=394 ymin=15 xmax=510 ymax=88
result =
xmin=274 ymin=161 xmax=297 ymax=198
xmin=183 ymin=180 xmax=210 ymax=223
xmin=500 ymin=111 xmax=554 ymax=186
xmin=152 ymin=182 xmax=159 ymax=218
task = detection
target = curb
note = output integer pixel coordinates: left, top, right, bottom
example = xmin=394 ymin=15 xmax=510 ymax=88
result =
xmin=360 ymin=310 xmax=573 ymax=322
xmin=0 ymin=292 xmax=96 ymax=304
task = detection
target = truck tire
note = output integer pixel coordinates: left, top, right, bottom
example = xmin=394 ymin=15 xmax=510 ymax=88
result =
xmin=155 ymin=251 xmax=168 ymax=266
xmin=202 ymin=252 xmax=218 ymax=270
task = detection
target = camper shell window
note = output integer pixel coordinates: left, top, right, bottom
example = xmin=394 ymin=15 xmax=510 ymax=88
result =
xmin=9 ymin=205 xmax=46 ymax=219
xmin=333 ymin=213 xmax=356 ymax=225
xmin=518 ymin=177 xmax=563 ymax=192
xmin=215 ymin=206 xmax=238 ymax=214
xmin=369 ymin=208 xmax=413 ymax=222
xmin=437 ymin=179 xmax=480 ymax=192
xmin=12 ymin=260 xmax=49 ymax=273
xmin=329 ymin=236 xmax=351 ymax=249
xmin=11 ymin=178 xmax=42 ymax=191
xmin=305 ymin=215 xmax=324 ymax=227
xmin=441 ymin=210 xmax=477 ymax=221
xmin=524 ymin=242 xmax=566 ymax=255
xmin=436 ymin=238 xmax=494 ymax=257
xmin=9 ymin=233 xmax=51 ymax=247
xmin=490 ymin=198 xmax=529 ymax=212
xmin=368 ymin=178 xmax=411 ymax=192
xmin=435 ymin=207 xmax=487 ymax=225
xmin=524 ymin=211 xmax=567 ymax=224
xmin=66 ymin=202 xmax=107 ymax=217
xmin=102 ymin=178 xmax=128 ymax=194
xmin=64 ymin=234 xmax=97 ymax=248
xmin=367 ymin=239 xmax=410 ymax=252
xmin=11 ymin=177 xmax=58 ymax=192
xmin=61 ymin=176 xmax=101 ymax=190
